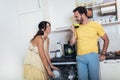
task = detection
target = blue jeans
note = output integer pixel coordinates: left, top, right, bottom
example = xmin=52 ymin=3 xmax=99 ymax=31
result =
xmin=76 ymin=52 xmax=99 ymax=80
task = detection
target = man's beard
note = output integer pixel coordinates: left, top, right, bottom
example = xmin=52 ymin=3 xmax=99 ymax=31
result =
xmin=76 ymin=19 xmax=83 ymax=24
xmin=76 ymin=17 xmax=83 ymax=24
xmin=80 ymin=19 xmax=83 ymax=24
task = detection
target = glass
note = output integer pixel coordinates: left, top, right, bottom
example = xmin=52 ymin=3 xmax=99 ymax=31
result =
xmin=73 ymin=23 xmax=79 ymax=28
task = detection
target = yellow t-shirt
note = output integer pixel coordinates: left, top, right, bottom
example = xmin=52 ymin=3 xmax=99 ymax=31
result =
xmin=74 ymin=21 xmax=105 ymax=55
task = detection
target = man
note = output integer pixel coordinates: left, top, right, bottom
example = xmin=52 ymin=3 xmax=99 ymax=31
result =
xmin=70 ymin=6 xmax=109 ymax=80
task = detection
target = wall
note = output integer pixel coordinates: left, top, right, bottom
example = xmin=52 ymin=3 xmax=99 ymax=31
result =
xmin=47 ymin=0 xmax=76 ymax=31
xmin=99 ymin=24 xmax=120 ymax=52
xmin=0 ymin=0 xmax=23 ymax=80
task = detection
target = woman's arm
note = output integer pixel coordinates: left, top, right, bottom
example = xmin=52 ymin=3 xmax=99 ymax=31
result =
xmin=45 ymin=38 xmax=58 ymax=70
xmin=37 ymin=36 xmax=54 ymax=77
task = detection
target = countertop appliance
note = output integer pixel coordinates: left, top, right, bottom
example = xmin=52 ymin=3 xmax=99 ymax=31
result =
xmin=64 ymin=42 xmax=76 ymax=58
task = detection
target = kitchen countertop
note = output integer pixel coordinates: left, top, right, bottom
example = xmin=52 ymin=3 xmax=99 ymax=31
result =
xmin=101 ymin=51 xmax=120 ymax=60
xmin=51 ymin=56 xmax=76 ymax=62
xmin=51 ymin=52 xmax=120 ymax=65
xmin=106 ymin=54 xmax=120 ymax=60
xmin=51 ymin=56 xmax=76 ymax=65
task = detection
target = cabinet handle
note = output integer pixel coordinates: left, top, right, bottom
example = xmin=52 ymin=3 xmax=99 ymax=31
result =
xmin=38 ymin=0 xmax=40 ymax=8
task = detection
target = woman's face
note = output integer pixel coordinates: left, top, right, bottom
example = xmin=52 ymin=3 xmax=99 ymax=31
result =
xmin=44 ymin=23 xmax=51 ymax=34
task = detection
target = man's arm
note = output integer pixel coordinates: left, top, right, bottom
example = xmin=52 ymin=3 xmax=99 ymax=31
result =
xmin=70 ymin=26 xmax=76 ymax=46
xmin=101 ymin=33 xmax=109 ymax=55
xmin=99 ymin=33 xmax=109 ymax=61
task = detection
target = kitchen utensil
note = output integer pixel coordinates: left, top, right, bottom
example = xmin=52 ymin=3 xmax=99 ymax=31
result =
xmin=52 ymin=69 xmax=63 ymax=80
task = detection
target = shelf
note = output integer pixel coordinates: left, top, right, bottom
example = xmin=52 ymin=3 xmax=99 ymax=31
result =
xmin=102 ymin=20 xmax=120 ymax=25
xmin=86 ymin=1 xmax=116 ymax=8
xmin=100 ymin=1 xmax=116 ymax=6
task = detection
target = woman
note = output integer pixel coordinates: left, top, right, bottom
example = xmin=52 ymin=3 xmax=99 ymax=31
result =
xmin=24 ymin=21 xmax=57 ymax=80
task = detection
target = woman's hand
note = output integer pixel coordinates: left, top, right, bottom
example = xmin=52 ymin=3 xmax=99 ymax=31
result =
xmin=48 ymin=70 xmax=55 ymax=78
xmin=50 ymin=65 xmax=58 ymax=70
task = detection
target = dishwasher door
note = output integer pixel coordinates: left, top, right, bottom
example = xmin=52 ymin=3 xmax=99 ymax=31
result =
xmin=100 ymin=59 xmax=120 ymax=80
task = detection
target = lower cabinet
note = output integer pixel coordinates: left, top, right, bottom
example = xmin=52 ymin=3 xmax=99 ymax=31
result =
xmin=52 ymin=59 xmax=120 ymax=80
xmin=100 ymin=59 xmax=120 ymax=80
xmin=52 ymin=62 xmax=78 ymax=80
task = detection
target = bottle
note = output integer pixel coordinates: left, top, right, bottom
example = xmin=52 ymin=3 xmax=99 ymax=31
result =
xmin=56 ymin=42 xmax=63 ymax=57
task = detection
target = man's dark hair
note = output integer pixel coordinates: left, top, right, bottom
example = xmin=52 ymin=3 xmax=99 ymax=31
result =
xmin=73 ymin=6 xmax=87 ymax=16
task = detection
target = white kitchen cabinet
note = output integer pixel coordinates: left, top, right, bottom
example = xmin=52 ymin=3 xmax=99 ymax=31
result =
xmin=17 ymin=0 xmax=41 ymax=15
xmin=46 ymin=0 xmax=76 ymax=31
xmin=100 ymin=59 xmax=120 ymax=80
xmin=116 ymin=0 xmax=120 ymax=21
xmin=17 ymin=0 xmax=44 ymax=54
xmin=18 ymin=11 xmax=44 ymax=54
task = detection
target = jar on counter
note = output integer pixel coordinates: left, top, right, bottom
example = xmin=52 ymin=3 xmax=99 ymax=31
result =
xmin=56 ymin=50 xmax=62 ymax=58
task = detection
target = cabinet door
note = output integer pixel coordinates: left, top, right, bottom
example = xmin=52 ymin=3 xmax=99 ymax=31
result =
xmin=18 ymin=11 xmax=43 ymax=53
xmin=116 ymin=0 xmax=120 ymax=21
xmin=47 ymin=0 xmax=76 ymax=31
xmin=17 ymin=0 xmax=41 ymax=14
xmin=100 ymin=60 xmax=120 ymax=80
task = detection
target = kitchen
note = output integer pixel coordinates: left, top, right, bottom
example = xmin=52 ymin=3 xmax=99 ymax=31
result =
xmin=0 ymin=0 xmax=120 ymax=80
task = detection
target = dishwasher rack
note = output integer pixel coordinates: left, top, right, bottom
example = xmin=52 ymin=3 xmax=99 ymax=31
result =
xmin=51 ymin=62 xmax=78 ymax=80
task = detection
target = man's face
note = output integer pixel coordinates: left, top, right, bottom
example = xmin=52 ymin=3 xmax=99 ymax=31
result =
xmin=74 ymin=11 xmax=83 ymax=24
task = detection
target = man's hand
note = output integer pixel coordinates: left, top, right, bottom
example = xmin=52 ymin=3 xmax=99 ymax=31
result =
xmin=99 ymin=54 xmax=106 ymax=61
xmin=70 ymin=25 xmax=75 ymax=33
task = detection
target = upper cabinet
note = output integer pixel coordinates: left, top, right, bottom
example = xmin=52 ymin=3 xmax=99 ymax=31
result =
xmin=76 ymin=0 xmax=120 ymax=25
xmin=17 ymin=0 xmax=44 ymax=52
xmin=17 ymin=0 xmax=41 ymax=15
xmin=46 ymin=0 xmax=76 ymax=31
